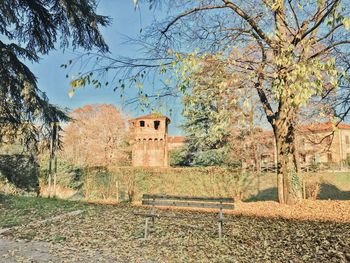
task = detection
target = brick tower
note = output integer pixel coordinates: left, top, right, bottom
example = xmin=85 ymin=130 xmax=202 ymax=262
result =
xmin=128 ymin=114 xmax=170 ymax=167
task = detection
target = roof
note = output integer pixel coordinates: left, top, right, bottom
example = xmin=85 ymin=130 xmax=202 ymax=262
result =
xmin=168 ymin=136 xmax=186 ymax=143
xmin=298 ymin=122 xmax=350 ymax=133
xmin=129 ymin=113 xmax=170 ymax=123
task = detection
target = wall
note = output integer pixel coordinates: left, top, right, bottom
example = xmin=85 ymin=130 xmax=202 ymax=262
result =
xmin=130 ymin=117 xmax=168 ymax=167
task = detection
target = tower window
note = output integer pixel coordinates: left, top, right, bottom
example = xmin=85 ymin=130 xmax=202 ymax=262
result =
xmin=140 ymin=120 xmax=145 ymax=127
xmin=154 ymin=120 xmax=160 ymax=130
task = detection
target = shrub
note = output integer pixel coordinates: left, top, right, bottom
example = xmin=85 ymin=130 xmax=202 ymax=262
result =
xmin=0 ymin=154 xmax=39 ymax=193
xmin=302 ymin=173 xmax=321 ymax=200
xmin=169 ymin=149 xmax=190 ymax=167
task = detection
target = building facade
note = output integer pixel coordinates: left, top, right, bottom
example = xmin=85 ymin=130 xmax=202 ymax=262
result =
xmin=260 ymin=122 xmax=350 ymax=169
xmin=128 ymin=114 xmax=171 ymax=167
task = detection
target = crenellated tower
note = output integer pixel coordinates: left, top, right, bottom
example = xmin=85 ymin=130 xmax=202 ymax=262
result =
xmin=128 ymin=114 xmax=170 ymax=167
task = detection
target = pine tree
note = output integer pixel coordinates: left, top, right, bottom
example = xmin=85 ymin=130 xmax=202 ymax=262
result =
xmin=0 ymin=0 xmax=109 ymax=150
xmin=181 ymin=55 xmax=238 ymax=166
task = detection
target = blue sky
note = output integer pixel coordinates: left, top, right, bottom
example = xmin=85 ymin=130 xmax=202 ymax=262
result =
xmin=29 ymin=1 xmax=184 ymax=135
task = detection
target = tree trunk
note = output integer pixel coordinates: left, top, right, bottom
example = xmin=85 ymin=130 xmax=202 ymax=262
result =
xmin=273 ymin=116 xmax=302 ymax=205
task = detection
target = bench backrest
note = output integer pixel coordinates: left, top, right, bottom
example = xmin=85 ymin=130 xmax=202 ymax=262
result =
xmin=142 ymin=194 xmax=234 ymax=209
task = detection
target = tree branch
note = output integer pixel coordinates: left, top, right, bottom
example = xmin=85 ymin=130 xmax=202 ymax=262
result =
xmin=222 ymin=0 xmax=273 ymax=47
xmin=308 ymin=40 xmax=350 ymax=60
xmin=293 ymin=0 xmax=340 ymax=45
xmin=161 ymin=5 xmax=228 ymax=35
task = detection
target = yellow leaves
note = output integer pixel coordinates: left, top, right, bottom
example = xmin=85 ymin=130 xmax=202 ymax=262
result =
xmin=271 ymin=1 xmax=282 ymax=11
xmin=136 ymin=82 xmax=143 ymax=89
xmin=271 ymin=51 xmax=339 ymax=107
xmin=68 ymin=79 xmax=83 ymax=98
xmin=243 ymin=98 xmax=250 ymax=110
xmin=68 ymin=89 xmax=75 ymax=98
xmin=164 ymin=78 xmax=172 ymax=85
xmin=343 ymin=17 xmax=350 ymax=30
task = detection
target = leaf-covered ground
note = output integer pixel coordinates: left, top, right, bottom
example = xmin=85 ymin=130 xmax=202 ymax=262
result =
xmin=1 ymin=199 xmax=349 ymax=263
xmin=0 ymin=195 xmax=89 ymax=228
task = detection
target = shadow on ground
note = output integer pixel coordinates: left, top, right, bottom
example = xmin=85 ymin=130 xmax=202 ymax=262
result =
xmin=245 ymin=184 xmax=350 ymax=201
xmin=245 ymin=187 xmax=278 ymax=202
xmin=319 ymin=183 xmax=350 ymax=200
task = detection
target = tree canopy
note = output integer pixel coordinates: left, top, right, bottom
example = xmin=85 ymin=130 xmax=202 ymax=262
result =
xmin=61 ymin=104 xmax=129 ymax=167
xmin=180 ymin=54 xmax=238 ymax=166
xmin=0 ymin=0 xmax=109 ymax=150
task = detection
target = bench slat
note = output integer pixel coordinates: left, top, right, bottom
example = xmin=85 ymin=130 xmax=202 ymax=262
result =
xmin=142 ymin=200 xmax=234 ymax=209
xmin=142 ymin=194 xmax=234 ymax=203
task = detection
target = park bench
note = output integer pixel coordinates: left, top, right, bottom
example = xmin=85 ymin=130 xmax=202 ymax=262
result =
xmin=136 ymin=194 xmax=234 ymax=239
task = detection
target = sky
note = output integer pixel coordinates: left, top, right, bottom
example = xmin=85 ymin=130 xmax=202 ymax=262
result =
xmin=28 ymin=1 xmax=185 ymax=135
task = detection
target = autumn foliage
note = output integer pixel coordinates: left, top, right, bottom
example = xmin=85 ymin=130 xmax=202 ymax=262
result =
xmin=61 ymin=104 xmax=130 ymax=167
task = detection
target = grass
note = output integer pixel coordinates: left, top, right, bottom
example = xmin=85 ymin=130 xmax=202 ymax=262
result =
xmin=81 ymin=167 xmax=350 ymax=202
xmin=0 ymin=194 xmax=90 ymax=228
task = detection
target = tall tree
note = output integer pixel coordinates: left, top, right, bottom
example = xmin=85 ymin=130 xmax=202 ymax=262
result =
xmin=61 ymin=104 xmax=129 ymax=167
xmin=0 ymin=0 xmax=109 ymax=150
xmin=181 ymin=54 xmax=237 ymax=166
xmin=69 ymin=0 xmax=350 ymax=204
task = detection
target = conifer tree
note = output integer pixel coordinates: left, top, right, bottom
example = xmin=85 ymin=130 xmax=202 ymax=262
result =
xmin=0 ymin=0 xmax=109 ymax=149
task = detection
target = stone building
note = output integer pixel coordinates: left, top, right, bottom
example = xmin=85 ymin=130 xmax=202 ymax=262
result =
xmin=298 ymin=122 xmax=350 ymax=166
xmin=128 ymin=114 xmax=186 ymax=167
xmin=128 ymin=114 xmax=170 ymax=167
xmin=261 ymin=122 xmax=350 ymax=169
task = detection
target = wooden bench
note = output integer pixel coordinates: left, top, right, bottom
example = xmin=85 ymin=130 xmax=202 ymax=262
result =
xmin=137 ymin=194 xmax=234 ymax=239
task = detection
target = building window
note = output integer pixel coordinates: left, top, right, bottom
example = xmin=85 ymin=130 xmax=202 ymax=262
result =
xmin=346 ymin=135 xmax=350 ymax=145
xmin=327 ymin=152 xmax=332 ymax=162
xmin=140 ymin=120 xmax=145 ymax=127
xmin=154 ymin=120 xmax=160 ymax=130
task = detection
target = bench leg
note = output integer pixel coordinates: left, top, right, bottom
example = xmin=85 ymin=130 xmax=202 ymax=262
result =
xmin=218 ymin=221 xmax=223 ymax=240
xmin=144 ymin=217 xmax=149 ymax=239
xmin=218 ymin=208 xmax=223 ymax=240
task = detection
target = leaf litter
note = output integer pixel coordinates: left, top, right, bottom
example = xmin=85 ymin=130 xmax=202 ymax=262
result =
xmin=3 ymin=201 xmax=350 ymax=262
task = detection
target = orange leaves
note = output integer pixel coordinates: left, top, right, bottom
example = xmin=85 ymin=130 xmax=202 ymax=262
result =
xmin=61 ymin=104 xmax=130 ymax=167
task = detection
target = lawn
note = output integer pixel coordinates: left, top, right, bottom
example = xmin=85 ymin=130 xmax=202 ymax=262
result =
xmin=75 ymin=167 xmax=350 ymax=203
xmin=1 ymin=195 xmax=349 ymax=262
xmin=0 ymin=194 xmax=90 ymax=228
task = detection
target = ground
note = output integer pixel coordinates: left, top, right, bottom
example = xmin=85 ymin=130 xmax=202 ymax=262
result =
xmin=1 ymin=195 xmax=349 ymax=262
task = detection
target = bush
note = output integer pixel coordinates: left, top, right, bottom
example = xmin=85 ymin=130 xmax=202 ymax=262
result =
xmin=169 ymin=149 xmax=190 ymax=167
xmin=305 ymin=181 xmax=321 ymax=200
xmin=39 ymin=156 xmax=84 ymax=190
xmin=0 ymin=154 xmax=39 ymax=193
xmin=302 ymin=173 xmax=321 ymax=200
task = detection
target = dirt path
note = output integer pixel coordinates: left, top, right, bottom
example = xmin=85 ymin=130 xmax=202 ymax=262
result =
xmin=0 ymin=237 xmax=121 ymax=263
xmin=0 ymin=210 xmax=118 ymax=263
xmin=0 ymin=238 xmax=59 ymax=262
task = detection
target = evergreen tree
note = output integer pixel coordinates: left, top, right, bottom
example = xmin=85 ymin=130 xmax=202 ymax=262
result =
xmin=181 ymin=55 xmax=238 ymax=166
xmin=0 ymin=0 xmax=109 ymax=149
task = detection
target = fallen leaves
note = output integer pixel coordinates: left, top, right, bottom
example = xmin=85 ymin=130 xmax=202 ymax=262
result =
xmin=3 ymin=202 xmax=350 ymax=262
